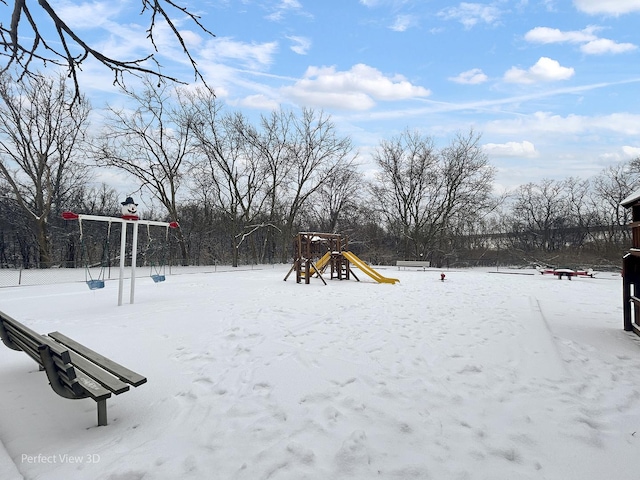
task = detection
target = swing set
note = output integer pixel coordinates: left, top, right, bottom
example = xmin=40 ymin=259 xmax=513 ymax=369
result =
xmin=145 ymin=223 xmax=170 ymax=283
xmin=78 ymin=218 xmax=113 ymax=290
xmin=64 ymin=211 xmax=178 ymax=305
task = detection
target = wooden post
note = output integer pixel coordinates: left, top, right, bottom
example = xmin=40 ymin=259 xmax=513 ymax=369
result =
xmin=623 ymin=254 xmax=632 ymax=331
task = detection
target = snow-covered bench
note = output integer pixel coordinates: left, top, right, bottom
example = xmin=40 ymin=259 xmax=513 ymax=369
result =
xmin=0 ymin=310 xmax=146 ymax=426
xmin=396 ymin=260 xmax=430 ymax=270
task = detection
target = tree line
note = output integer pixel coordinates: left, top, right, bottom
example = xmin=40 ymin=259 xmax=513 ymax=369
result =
xmin=0 ymin=72 xmax=637 ymax=270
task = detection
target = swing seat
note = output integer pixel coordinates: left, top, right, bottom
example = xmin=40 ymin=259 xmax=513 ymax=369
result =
xmin=86 ymin=279 xmax=105 ymax=290
xmin=151 ymin=274 xmax=165 ymax=283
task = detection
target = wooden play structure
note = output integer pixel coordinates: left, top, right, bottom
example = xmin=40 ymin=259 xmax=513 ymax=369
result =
xmin=622 ymin=191 xmax=640 ymax=336
xmin=284 ymin=232 xmax=398 ymax=285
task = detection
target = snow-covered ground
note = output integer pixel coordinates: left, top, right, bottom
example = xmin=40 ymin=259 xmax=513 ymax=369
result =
xmin=0 ymin=264 xmax=638 ymax=479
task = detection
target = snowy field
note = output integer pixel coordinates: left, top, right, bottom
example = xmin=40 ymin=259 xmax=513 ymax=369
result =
xmin=0 ymin=264 xmax=638 ymax=480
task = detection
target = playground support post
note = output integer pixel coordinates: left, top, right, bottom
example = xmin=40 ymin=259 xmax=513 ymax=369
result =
xmin=117 ymin=221 xmax=140 ymax=306
xmin=118 ymin=221 xmax=127 ymax=306
xmin=130 ymin=221 xmax=139 ymax=305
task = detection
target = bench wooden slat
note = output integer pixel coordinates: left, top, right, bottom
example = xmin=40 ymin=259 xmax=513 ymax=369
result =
xmin=4 ymin=333 xmax=43 ymax=364
xmin=66 ymin=350 xmax=130 ymax=395
xmin=1 ymin=313 xmax=43 ymax=341
xmin=4 ymin=323 xmax=43 ymax=355
xmin=55 ymin=371 xmax=85 ymax=398
xmin=48 ymin=332 xmax=147 ymax=387
xmin=52 ymin=358 xmax=77 ymax=382
xmin=38 ymin=344 xmax=87 ymax=398
xmin=3 ymin=320 xmax=72 ymax=363
xmin=73 ymin=372 xmax=112 ymax=401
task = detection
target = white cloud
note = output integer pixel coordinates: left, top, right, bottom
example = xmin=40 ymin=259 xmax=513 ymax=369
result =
xmin=287 ymin=36 xmax=311 ymax=55
xmin=622 ymin=146 xmax=640 ymax=158
xmin=55 ymin=0 xmax=127 ymax=29
xmin=485 ymin=112 xmax=640 ymax=137
xmin=238 ymin=94 xmax=280 ymax=110
xmin=524 ymin=26 xmax=636 ymax=55
xmin=281 ymin=64 xmax=431 ymax=110
xmin=581 ymin=38 xmax=637 ymax=54
xmin=504 ymin=57 xmax=574 ymax=84
xmin=438 ymin=3 xmax=503 ymax=28
xmin=573 ymin=0 xmax=640 ymax=15
xmin=483 ymin=141 xmax=538 ymax=157
xmin=524 ymin=26 xmax=599 ymax=44
xmin=390 ymin=15 xmax=417 ymax=32
xmin=201 ymin=37 xmax=278 ymax=70
xmin=266 ymin=0 xmax=305 ymax=21
xmin=449 ymin=68 xmax=488 ymax=85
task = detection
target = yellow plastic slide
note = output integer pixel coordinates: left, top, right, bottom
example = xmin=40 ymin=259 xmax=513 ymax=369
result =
xmin=342 ymin=251 xmax=399 ymax=284
xmin=310 ymin=251 xmax=331 ymax=274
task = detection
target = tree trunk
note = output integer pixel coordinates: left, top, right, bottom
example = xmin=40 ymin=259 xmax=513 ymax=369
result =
xmin=35 ymin=217 xmax=52 ymax=267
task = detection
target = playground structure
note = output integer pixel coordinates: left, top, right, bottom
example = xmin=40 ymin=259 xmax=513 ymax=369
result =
xmin=622 ymin=190 xmax=640 ymax=336
xmin=63 ymin=205 xmax=178 ymax=306
xmin=284 ymin=232 xmax=398 ymax=285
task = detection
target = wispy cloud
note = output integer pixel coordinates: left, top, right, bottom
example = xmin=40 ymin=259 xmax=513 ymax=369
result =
xmin=573 ymin=0 xmax=640 ymax=15
xmin=54 ymin=0 xmax=127 ymax=29
xmin=449 ymin=68 xmax=488 ymax=85
xmin=200 ymin=37 xmax=278 ymax=70
xmin=438 ymin=3 xmax=503 ymax=28
xmin=345 ymin=78 xmax=640 ymax=123
xmin=287 ymin=36 xmax=311 ymax=55
xmin=485 ymin=111 xmax=640 ymax=136
xmin=266 ymin=0 xmax=309 ymax=21
xmin=504 ymin=57 xmax=574 ymax=84
xmin=389 ymin=14 xmax=418 ymax=32
xmin=483 ymin=141 xmax=538 ymax=158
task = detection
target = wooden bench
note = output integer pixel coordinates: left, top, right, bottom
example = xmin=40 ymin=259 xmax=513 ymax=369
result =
xmin=0 ymin=310 xmax=146 ymax=427
xmin=396 ymin=260 xmax=431 ymax=270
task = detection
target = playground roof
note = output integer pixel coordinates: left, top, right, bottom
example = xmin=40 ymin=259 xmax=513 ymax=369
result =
xmin=621 ymin=188 xmax=640 ymax=208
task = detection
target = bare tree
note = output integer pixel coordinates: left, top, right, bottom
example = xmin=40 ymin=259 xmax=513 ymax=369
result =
xmin=370 ymin=129 xmax=496 ymax=264
xmin=306 ymin=163 xmax=361 ymax=233
xmin=511 ymin=179 xmax=568 ymax=252
xmin=241 ymin=109 xmax=296 ymax=262
xmin=184 ymin=88 xmax=269 ymax=266
xmin=370 ymin=129 xmax=439 ymax=260
xmin=436 ymin=129 xmax=498 ymax=258
xmin=591 ymin=160 xmax=640 ymax=246
xmin=94 ymin=78 xmax=194 ymax=262
xmin=0 ymin=72 xmax=90 ymax=266
xmin=0 ymin=0 xmax=215 ymax=102
xmin=213 ymin=107 xmax=355 ymax=263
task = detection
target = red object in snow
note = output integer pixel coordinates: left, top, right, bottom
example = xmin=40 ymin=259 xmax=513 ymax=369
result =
xmin=169 ymin=222 xmax=179 ymax=229
xmin=440 ymin=273 xmax=446 ymax=281
xmin=61 ymin=211 xmax=79 ymax=220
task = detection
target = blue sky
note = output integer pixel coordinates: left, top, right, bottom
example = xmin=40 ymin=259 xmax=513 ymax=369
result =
xmin=32 ymin=0 xmax=640 ymax=191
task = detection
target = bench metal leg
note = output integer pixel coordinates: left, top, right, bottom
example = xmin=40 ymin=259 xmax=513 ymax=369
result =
xmin=97 ymin=400 xmax=108 ymax=426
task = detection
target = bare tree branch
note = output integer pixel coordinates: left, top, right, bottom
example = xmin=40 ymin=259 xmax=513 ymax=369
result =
xmin=0 ymin=0 xmax=215 ymax=102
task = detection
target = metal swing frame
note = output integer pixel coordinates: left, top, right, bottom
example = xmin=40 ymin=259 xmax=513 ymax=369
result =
xmin=79 ymin=219 xmax=113 ymax=290
xmin=146 ymin=223 xmax=169 ymax=283
xmin=63 ymin=211 xmax=178 ymax=305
